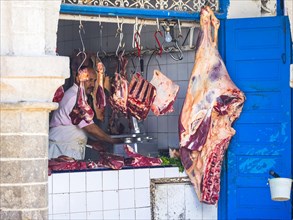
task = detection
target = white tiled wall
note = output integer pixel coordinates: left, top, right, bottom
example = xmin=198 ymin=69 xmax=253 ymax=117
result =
xmin=48 ymin=167 xmax=216 ymax=220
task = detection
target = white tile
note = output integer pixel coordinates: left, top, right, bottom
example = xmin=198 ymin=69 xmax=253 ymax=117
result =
xmin=167 ymin=184 xmax=185 ymax=219
xmin=51 ymin=213 xmax=70 ymax=219
xmin=150 ymin=168 xmax=165 ymax=179
xmin=119 ymin=189 xmax=135 ymax=209
xmin=53 ymin=173 xmax=69 ymax=194
xmin=135 ymin=207 xmax=151 ymax=220
xmin=119 ymin=169 xmax=134 ymax=189
xmin=70 ymin=172 xmax=86 ymax=193
xmin=165 ymin=167 xmax=180 ymax=178
xmin=52 ymin=193 xmax=69 ymax=214
xmin=70 ymin=212 xmax=87 ymax=220
xmin=103 ymin=171 xmax=118 ymax=191
xmin=48 ymin=214 xmax=53 ymax=220
xmin=87 ymin=171 xmax=102 ymax=191
xmin=87 ymin=191 xmax=103 ymax=211
xmin=70 ymin=192 xmax=86 ymax=213
xmin=134 ymin=169 xmax=150 ymax=188
xmin=185 ymin=184 xmax=202 ymax=219
xmin=120 ymin=208 xmax=135 ymax=220
xmin=179 ymin=170 xmax=188 ymax=177
xmin=103 ymin=209 xmax=119 ymax=220
xmin=153 ymin=184 xmax=168 ymax=220
xmin=87 ymin=211 xmax=103 ymax=220
xmin=135 ymin=188 xmax=150 ymax=208
xmin=103 ymin=190 xmax=119 ymax=210
xmin=48 ymin=194 xmax=53 ymax=215
xmin=202 ymin=202 xmax=217 ymax=220
xmin=48 ymin=175 xmax=53 ymax=194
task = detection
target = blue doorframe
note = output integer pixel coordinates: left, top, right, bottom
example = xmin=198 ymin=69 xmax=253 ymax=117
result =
xmin=223 ymin=15 xmax=292 ymax=219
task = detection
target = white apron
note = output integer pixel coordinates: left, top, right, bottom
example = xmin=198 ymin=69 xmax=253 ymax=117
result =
xmin=49 ymin=125 xmax=88 ymax=160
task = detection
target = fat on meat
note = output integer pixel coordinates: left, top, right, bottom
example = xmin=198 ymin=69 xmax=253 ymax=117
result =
xmin=150 ymin=70 xmax=180 ymax=116
xmin=92 ymin=57 xmax=106 ymax=121
xmin=178 ymin=6 xmax=245 ymax=205
xmin=70 ymin=69 xmax=94 ymax=125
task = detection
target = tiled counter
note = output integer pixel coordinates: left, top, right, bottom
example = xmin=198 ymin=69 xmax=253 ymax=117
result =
xmin=48 ymin=167 xmax=217 ymax=220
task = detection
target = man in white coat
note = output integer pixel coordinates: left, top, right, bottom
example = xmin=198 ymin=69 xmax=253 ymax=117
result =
xmin=49 ymin=66 xmax=119 ymax=160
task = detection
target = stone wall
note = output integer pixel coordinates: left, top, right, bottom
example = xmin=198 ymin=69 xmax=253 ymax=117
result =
xmin=0 ymin=1 xmax=69 ymax=219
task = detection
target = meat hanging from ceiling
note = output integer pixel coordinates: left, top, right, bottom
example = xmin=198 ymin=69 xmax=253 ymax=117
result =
xmin=91 ymin=56 xmax=106 ymax=121
xmin=178 ymin=6 xmax=245 ymax=205
xmin=69 ymin=68 xmax=94 ymax=125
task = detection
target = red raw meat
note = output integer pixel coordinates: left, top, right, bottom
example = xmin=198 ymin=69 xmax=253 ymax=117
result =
xmin=70 ymin=69 xmax=94 ymax=125
xmin=124 ymin=145 xmax=162 ymax=167
xmin=127 ymin=73 xmax=156 ymax=120
xmin=92 ymin=57 xmax=106 ymax=121
xmin=98 ymin=152 xmax=125 ymax=170
xmin=52 ymin=86 xmax=64 ymax=103
xmin=150 ymin=70 xmax=179 ymax=116
xmin=178 ymin=6 xmax=245 ymax=205
xmin=109 ymin=55 xmax=129 ymax=115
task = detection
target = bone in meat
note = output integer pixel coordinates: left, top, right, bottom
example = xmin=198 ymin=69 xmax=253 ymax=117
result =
xmin=178 ymin=6 xmax=245 ymax=205
xmin=150 ymin=70 xmax=180 ymax=116
xmin=127 ymin=73 xmax=156 ymax=121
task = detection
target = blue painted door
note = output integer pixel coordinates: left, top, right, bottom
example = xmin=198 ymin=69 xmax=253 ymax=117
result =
xmin=224 ymin=16 xmax=292 ymax=219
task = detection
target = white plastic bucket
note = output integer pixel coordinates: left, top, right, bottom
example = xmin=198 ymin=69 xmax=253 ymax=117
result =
xmin=268 ymin=178 xmax=292 ymax=201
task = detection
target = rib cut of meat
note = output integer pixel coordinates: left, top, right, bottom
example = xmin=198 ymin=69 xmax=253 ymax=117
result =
xmin=109 ymin=55 xmax=129 ymax=115
xmin=52 ymin=86 xmax=64 ymax=103
xmin=92 ymin=57 xmax=106 ymax=121
xmin=178 ymin=6 xmax=245 ymax=205
xmin=150 ymin=70 xmax=179 ymax=116
xmin=70 ymin=69 xmax=94 ymax=125
xmin=127 ymin=73 xmax=156 ymax=120
xmin=124 ymin=145 xmax=162 ymax=167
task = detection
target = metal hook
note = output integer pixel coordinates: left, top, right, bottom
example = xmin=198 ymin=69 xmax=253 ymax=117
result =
xmin=97 ymin=20 xmax=106 ymax=59
xmin=134 ymin=31 xmax=141 ymax=58
xmin=115 ymin=16 xmax=125 ymax=57
xmin=169 ymin=40 xmax=184 ymax=61
xmin=77 ymin=19 xmax=87 ymax=72
xmin=154 ymin=30 xmax=163 ymax=56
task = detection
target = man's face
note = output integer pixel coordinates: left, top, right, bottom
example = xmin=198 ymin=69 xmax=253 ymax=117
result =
xmin=84 ymin=68 xmax=97 ymax=95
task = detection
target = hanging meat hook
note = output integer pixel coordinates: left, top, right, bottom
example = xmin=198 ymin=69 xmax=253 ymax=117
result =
xmin=115 ymin=16 xmax=125 ymax=57
xmin=134 ymin=31 xmax=141 ymax=58
xmin=154 ymin=18 xmax=163 ymax=56
xmin=77 ymin=18 xmax=87 ymax=73
xmin=97 ymin=15 xmax=107 ymax=59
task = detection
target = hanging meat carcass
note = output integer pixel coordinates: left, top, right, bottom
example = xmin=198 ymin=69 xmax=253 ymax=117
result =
xmin=150 ymin=70 xmax=180 ymax=116
xmin=178 ymin=6 xmax=245 ymax=205
xmin=91 ymin=56 xmax=107 ymax=121
xmin=127 ymin=73 xmax=157 ymax=121
xmin=69 ymin=68 xmax=95 ymax=125
xmin=109 ymin=55 xmax=129 ymax=115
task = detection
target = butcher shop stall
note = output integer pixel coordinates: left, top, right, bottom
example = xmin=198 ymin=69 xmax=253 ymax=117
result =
xmin=48 ymin=1 xmax=292 ymax=220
